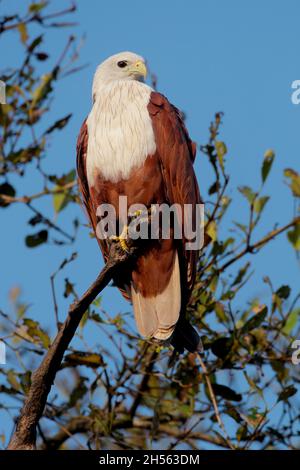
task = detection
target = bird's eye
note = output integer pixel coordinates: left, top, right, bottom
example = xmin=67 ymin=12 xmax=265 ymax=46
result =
xmin=117 ymin=60 xmax=128 ymax=68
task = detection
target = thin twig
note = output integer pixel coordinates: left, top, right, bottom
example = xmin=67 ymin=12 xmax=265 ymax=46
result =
xmin=129 ymin=347 xmax=158 ymax=419
xmin=0 ymin=181 xmax=76 ymax=205
xmin=218 ymin=217 xmax=299 ymax=273
xmin=196 ymin=353 xmax=235 ymax=450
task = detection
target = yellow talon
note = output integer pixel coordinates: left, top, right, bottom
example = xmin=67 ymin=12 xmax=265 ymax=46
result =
xmin=119 ymin=237 xmax=129 ymax=252
xmin=130 ymin=209 xmax=143 ymax=218
xmin=110 ymin=225 xmax=129 ymax=252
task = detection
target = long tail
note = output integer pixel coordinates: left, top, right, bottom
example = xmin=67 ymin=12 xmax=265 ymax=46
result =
xmin=131 ymin=252 xmax=181 ymax=341
xmin=131 ymin=249 xmax=202 ymax=353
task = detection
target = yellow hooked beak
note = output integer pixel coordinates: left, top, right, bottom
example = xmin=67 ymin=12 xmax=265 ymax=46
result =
xmin=128 ymin=60 xmax=147 ymax=80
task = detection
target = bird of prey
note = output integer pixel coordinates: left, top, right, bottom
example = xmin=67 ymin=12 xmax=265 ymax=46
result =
xmin=77 ymin=52 xmax=202 ymax=352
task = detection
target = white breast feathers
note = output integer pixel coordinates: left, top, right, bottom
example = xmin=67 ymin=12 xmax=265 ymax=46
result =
xmin=86 ymin=80 xmax=156 ymax=185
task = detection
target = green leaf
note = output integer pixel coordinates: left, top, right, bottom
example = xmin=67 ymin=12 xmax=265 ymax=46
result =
xmin=211 ymin=241 xmax=225 ymax=256
xmin=90 ymin=312 xmax=103 ymax=323
xmin=284 ymin=168 xmax=300 ymax=197
xmin=215 ymin=141 xmax=227 ymax=170
xmin=45 ymin=113 xmax=72 ymax=134
xmin=208 ymin=274 xmax=218 ymax=293
xmin=234 ymin=221 xmax=248 ymax=235
xmin=31 ymin=69 xmax=58 ymax=108
xmin=64 ymin=352 xmax=104 ymax=368
xmin=208 ymin=181 xmax=220 ymax=195
xmin=287 ymin=223 xmax=300 ymax=251
xmin=214 ymin=302 xmax=228 ymax=323
xmin=0 ymin=183 xmax=16 ymax=207
xmin=17 ymin=23 xmax=28 ymax=44
xmin=206 ymin=221 xmax=217 ymax=242
xmin=238 ymin=186 xmax=256 ymax=204
xmin=243 ymin=371 xmax=263 ymax=397
xmin=236 ymin=424 xmax=249 ymax=442
xmin=270 ymin=359 xmax=288 ymax=383
xmin=276 ymin=285 xmax=291 ymax=300
xmin=210 ymin=336 xmax=234 ymax=359
xmin=92 ymin=298 xmax=102 ymax=308
xmin=68 ymin=376 xmax=88 ymax=407
xmin=80 ymin=309 xmax=89 ymax=329
xmin=7 ymin=370 xmax=21 ymax=391
xmin=212 ymin=383 xmax=242 ymax=402
xmin=27 ymin=35 xmax=43 ymax=53
xmin=245 ymin=407 xmax=265 ymax=428
xmin=50 ymin=169 xmax=76 ymax=187
xmin=7 ymin=145 xmax=43 ymax=164
xmin=53 ymin=191 xmax=70 ymax=214
xmin=23 ymin=318 xmax=50 ymax=348
xmin=64 ymin=278 xmax=76 ymax=298
xmin=52 ymin=169 xmax=75 ymax=214
xmin=261 ymin=149 xmax=275 ymax=183
xmin=283 ymin=308 xmax=300 ymax=335
xmin=253 ymin=196 xmax=269 ymax=214
xmin=221 ymin=289 xmax=236 ymax=301
xmin=19 ymin=371 xmax=32 ymax=394
xmin=231 ymin=262 xmax=250 ymax=286
xmin=29 ymin=1 xmax=48 ymax=13
xmin=35 ymin=52 xmax=48 ymax=61
xmin=225 ymin=405 xmax=243 ymax=424
xmin=277 ymin=385 xmax=297 ymax=403
xmin=25 ymin=230 xmax=48 ymax=248
xmin=240 ymin=306 xmax=268 ymax=334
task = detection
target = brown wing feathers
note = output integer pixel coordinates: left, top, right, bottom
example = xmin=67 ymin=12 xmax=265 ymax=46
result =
xmin=148 ymin=92 xmax=201 ymax=302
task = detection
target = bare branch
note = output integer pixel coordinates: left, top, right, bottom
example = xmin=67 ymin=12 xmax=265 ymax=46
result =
xmin=7 ymin=239 xmax=142 ymax=450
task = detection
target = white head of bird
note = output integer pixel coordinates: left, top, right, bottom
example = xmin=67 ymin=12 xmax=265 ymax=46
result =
xmin=92 ymin=51 xmax=147 ymax=98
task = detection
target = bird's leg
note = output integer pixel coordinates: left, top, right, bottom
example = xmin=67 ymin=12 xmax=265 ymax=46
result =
xmin=110 ymin=224 xmax=129 ymax=253
xmin=110 ymin=206 xmax=157 ymax=253
xmin=131 ymin=209 xmax=143 ymax=218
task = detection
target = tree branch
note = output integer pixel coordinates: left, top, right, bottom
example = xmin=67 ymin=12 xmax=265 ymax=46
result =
xmin=41 ymin=415 xmax=228 ymax=450
xmin=218 ymin=217 xmax=300 ymax=273
xmin=0 ymin=181 xmax=76 ymax=205
xmin=7 ymin=239 xmax=141 ymax=450
xmin=41 ymin=416 xmax=92 ymax=450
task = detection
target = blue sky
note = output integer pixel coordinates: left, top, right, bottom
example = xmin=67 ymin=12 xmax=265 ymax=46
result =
xmin=1 ymin=0 xmax=300 ymax=447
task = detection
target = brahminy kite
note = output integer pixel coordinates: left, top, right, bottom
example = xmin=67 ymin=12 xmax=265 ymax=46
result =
xmin=77 ymin=52 xmax=202 ymax=352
